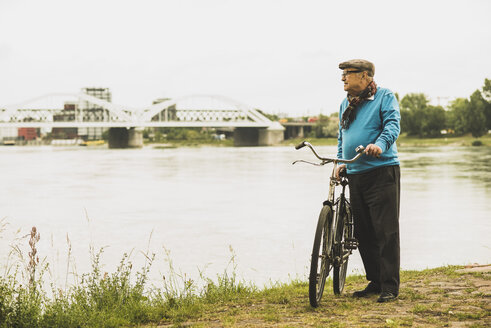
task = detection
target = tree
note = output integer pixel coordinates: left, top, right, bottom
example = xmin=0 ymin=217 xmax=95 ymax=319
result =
xmin=447 ymin=98 xmax=470 ymax=135
xmin=394 ymin=92 xmax=400 ymax=102
xmin=480 ymin=78 xmax=491 ymax=131
xmin=468 ymin=90 xmax=487 ymax=138
xmin=400 ymin=93 xmax=429 ymax=136
xmin=400 ymin=93 xmax=430 ymax=112
xmin=422 ymin=105 xmax=446 ymax=137
xmin=310 ymin=114 xmax=339 ymax=138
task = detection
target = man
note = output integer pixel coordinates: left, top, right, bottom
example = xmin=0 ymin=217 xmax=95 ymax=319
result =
xmin=335 ymin=59 xmax=401 ymax=303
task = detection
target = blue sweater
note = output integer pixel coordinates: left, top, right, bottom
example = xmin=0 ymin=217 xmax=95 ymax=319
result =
xmin=337 ymin=87 xmax=400 ymax=174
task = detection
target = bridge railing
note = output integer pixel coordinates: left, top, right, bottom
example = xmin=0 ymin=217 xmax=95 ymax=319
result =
xmin=0 ymin=93 xmax=274 ymax=128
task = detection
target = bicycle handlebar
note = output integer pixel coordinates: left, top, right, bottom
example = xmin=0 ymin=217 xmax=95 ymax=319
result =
xmin=293 ymin=141 xmax=366 ymax=166
xmin=295 ymin=141 xmax=307 ymax=150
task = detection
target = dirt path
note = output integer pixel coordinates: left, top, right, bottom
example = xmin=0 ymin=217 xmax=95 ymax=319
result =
xmin=155 ymin=265 xmax=490 ymax=327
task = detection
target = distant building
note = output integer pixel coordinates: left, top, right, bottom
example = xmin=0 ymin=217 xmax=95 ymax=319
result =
xmin=78 ymin=87 xmax=112 ymax=140
xmin=0 ymin=127 xmax=18 ymax=141
xmin=52 ymin=102 xmax=79 ymax=139
xmin=18 ymin=128 xmax=38 ymax=141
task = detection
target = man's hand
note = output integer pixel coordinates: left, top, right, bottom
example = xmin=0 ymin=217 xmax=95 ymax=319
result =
xmin=365 ymin=144 xmax=382 ymax=157
xmin=335 ymin=164 xmax=346 ymax=181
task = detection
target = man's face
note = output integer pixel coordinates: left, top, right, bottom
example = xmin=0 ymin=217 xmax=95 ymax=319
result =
xmin=341 ymin=69 xmax=366 ymax=95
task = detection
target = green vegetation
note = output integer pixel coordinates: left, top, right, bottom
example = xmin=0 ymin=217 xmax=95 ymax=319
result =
xmin=286 ymin=79 xmax=490 ymax=142
xmin=282 ymin=133 xmax=491 ymax=148
xmin=0 ymin=227 xmax=253 ymax=328
xmin=1 ymin=225 xmax=489 ymax=327
xmin=396 ymin=133 xmax=491 ymax=147
xmin=306 ymin=114 xmax=339 ymax=139
xmin=143 ymin=127 xmax=233 ymax=147
xmin=400 ymin=78 xmax=491 ymax=139
xmin=400 ymin=93 xmax=446 ymax=137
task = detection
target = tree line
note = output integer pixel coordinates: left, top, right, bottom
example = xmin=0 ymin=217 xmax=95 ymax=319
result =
xmin=399 ymin=79 xmax=491 ymax=138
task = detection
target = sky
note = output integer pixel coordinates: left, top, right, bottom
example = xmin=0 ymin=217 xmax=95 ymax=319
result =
xmin=1 ymin=0 xmax=490 ymax=116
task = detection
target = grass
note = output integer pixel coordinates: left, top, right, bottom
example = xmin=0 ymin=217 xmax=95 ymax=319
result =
xmin=148 ymin=138 xmax=234 ymax=148
xmin=1 ymin=226 xmax=490 ymax=327
xmin=396 ymin=133 xmax=491 ymax=147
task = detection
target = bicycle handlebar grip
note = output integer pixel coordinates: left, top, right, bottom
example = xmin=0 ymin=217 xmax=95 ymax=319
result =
xmin=295 ymin=141 xmax=307 ymax=150
xmin=355 ymin=145 xmax=365 ymax=153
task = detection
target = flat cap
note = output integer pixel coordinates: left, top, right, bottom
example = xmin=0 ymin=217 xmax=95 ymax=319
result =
xmin=339 ymin=59 xmax=375 ymax=77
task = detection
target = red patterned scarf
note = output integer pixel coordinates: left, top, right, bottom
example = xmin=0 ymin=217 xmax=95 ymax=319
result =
xmin=341 ymin=81 xmax=377 ymax=129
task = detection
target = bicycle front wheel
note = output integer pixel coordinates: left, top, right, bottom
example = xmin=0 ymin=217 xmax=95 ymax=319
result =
xmin=309 ymin=205 xmax=333 ymax=307
xmin=333 ymin=201 xmax=350 ymax=295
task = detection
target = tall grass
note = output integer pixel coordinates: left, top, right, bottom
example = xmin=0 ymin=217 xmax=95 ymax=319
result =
xmin=0 ymin=226 xmax=256 ymax=327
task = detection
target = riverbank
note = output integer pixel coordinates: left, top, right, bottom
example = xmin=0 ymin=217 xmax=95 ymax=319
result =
xmin=282 ymin=134 xmax=491 ymax=148
xmin=150 ymin=265 xmax=490 ymax=327
xmin=145 ymin=134 xmax=491 ymax=148
xmin=1 ymin=263 xmax=488 ymax=327
xmin=2 ymin=133 xmax=489 ymax=149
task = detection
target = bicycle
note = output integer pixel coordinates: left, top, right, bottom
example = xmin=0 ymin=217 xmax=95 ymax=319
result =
xmin=293 ymin=141 xmax=366 ymax=308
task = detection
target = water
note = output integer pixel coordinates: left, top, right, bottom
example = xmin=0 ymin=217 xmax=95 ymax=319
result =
xmin=0 ymin=145 xmax=489 ymax=288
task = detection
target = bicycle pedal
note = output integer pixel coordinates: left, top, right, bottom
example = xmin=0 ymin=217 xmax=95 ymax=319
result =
xmin=345 ymin=238 xmax=359 ymax=250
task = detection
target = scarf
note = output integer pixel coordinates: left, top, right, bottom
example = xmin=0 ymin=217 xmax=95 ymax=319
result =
xmin=341 ymin=81 xmax=377 ymax=129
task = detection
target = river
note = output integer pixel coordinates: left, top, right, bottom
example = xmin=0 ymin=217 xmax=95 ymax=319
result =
xmin=0 ymin=145 xmax=489 ymax=288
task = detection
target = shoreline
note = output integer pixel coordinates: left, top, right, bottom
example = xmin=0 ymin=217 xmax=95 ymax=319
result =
xmin=1 ymin=263 xmax=488 ymax=327
xmin=142 ymin=134 xmax=491 ymax=149
xmin=2 ymin=134 xmax=490 ymax=149
xmin=152 ymin=264 xmax=490 ymax=327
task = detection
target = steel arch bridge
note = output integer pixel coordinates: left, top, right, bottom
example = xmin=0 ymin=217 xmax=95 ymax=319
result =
xmin=0 ymin=93 xmax=273 ymax=128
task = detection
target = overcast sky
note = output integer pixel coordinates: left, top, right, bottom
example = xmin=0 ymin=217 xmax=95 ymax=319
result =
xmin=1 ymin=0 xmax=490 ymax=116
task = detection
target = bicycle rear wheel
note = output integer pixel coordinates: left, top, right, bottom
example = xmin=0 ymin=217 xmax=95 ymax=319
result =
xmin=333 ymin=201 xmax=350 ymax=295
xmin=309 ymin=205 xmax=333 ymax=307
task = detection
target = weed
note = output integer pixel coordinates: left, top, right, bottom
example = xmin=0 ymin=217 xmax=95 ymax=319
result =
xmin=399 ymin=287 xmax=425 ymax=301
xmin=411 ymin=304 xmax=429 ymax=314
xmin=1 ymin=226 xmax=490 ymax=327
xmin=262 ymin=305 xmax=281 ymax=322
xmin=27 ymin=227 xmax=40 ymax=288
xmin=453 ymin=311 xmax=488 ymax=320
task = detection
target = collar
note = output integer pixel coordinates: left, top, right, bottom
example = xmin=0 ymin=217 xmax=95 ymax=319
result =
xmin=367 ymin=95 xmax=375 ymax=101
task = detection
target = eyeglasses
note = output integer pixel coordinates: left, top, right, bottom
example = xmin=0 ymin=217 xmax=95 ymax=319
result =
xmin=341 ymin=70 xmax=362 ymax=78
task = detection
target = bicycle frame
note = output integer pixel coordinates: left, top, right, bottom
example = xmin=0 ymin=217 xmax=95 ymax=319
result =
xmin=331 ymin=177 xmax=348 ymax=266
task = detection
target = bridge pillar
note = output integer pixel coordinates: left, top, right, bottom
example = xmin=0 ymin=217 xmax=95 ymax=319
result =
xmin=259 ymin=122 xmax=285 ymax=146
xmin=233 ymin=127 xmax=259 ymax=146
xmin=234 ymin=123 xmax=285 ymax=146
xmin=108 ymin=127 xmax=143 ymax=149
xmin=128 ymin=128 xmax=143 ymax=148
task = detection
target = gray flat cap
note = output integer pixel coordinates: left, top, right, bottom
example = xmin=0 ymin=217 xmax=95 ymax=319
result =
xmin=339 ymin=59 xmax=375 ymax=77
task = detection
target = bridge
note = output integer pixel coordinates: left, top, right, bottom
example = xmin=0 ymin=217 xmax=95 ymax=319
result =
xmin=0 ymin=93 xmax=285 ymax=147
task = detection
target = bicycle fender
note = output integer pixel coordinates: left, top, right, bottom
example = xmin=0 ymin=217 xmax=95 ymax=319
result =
xmin=322 ymin=200 xmax=334 ymax=209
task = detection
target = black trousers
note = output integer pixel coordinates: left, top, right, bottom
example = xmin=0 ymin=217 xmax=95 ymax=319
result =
xmin=348 ymin=165 xmax=400 ymax=294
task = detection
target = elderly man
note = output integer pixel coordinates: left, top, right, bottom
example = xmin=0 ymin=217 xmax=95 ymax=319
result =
xmin=335 ymin=59 xmax=401 ymax=303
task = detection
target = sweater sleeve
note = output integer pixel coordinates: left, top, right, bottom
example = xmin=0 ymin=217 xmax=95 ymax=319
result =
xmin=374 ymin=91 xmax=401 ymax=152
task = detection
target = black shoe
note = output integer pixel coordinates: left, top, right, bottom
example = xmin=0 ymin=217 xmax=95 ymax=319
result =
xmin=352 ymin=283 xmax=381 ymax=298
xmin=377 ymin=292 xmax=398 ymax=303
